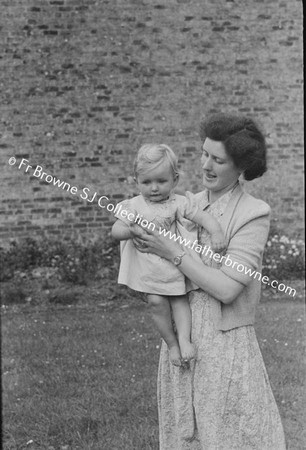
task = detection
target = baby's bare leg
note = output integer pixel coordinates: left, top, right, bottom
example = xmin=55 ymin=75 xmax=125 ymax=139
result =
xmin=169 ymin=295 xmax=196 ymax=362
xmin=147 ymin=294 xmax=181 ymax=366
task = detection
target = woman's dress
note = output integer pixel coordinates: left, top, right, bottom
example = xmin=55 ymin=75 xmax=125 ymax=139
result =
xmin=157 ymin=190 xmax=286 ymax=450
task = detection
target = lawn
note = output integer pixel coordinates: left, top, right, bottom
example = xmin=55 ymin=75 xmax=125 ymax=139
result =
xmin=1 ymin=280 xmax=305 ymax=450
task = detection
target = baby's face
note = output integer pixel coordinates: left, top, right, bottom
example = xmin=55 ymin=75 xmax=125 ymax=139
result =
xmin=137 ymin=162 xmax=178 ymax=203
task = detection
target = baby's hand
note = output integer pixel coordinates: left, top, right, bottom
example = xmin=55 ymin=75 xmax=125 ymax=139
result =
xmin=210 ymin=231 xmax=226 ymax=253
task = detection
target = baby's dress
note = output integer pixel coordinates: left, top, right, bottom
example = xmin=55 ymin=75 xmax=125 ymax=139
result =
xmin=114 ymin=192 xmax=199 ymax=296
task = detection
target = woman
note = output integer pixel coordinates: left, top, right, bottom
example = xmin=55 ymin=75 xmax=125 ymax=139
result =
xmin=132 ymin=113 xmax=286 ymax=449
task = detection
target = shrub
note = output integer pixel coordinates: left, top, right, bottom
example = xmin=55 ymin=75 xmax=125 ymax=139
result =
xmin=0 ymin=286 xmax=27 ymax=305
xmin=0 ymin=234 xmax=120 ymax=285
xmin=0 ymin=228 xmax=303 ymax=285
xmin=0 ymin=237 xmax=67 ymax=281
xmin=262 ymin=224 xmax=305 ymax=281
xmin=56 ymin=244 xmax=99 ymax=285
xmin=56 ymin=234 xmax=120 ymax=285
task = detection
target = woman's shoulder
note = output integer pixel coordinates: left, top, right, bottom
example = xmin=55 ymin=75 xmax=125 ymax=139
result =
xmin=238 ymin=191 xmax=271 ymax=216
xmin=220 ymin=185 xmax=271 ymax=234
xmin=225 ymin=190 xmax=271 ymax=235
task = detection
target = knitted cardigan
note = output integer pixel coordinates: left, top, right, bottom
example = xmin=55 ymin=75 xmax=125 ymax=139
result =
xmin=196 ymin=183 xmax=271 ymax=331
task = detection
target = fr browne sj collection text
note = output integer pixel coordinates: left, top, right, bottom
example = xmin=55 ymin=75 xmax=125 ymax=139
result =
xmin=9 ymin=157 xmax=124 ymax=213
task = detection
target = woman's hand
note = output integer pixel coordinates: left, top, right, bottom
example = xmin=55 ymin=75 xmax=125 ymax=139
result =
xmin=132 ymin=223 xmax=182 ymax=261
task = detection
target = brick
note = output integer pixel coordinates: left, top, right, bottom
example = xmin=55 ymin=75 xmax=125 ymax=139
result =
xmin=73 ymin=223 xmax=87 ymax=228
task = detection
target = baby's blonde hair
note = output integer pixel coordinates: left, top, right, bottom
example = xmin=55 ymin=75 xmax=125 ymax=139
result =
xmin=133 ymin=143 xmax=179 ymax=178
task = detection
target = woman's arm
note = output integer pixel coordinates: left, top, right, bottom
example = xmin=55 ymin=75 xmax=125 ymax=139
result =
xmin=172 ymin=251 xmax=244 ymax=304
xmin=191 ymin=210 xmax=226 ymax=251
xmin=192 ymin=210 xmax=221 ymax=235
xmin=182 ymin=192 xmax=225 ymax=251
xmin=133 ymin=231 xmax=243 ymax=304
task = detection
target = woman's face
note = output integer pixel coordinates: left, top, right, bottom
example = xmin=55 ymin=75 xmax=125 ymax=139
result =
xmin=201 ymin=138 xmax=241 ymax=201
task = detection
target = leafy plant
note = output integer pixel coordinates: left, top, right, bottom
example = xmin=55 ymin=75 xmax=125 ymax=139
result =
xmin=0 ymin=234 xmax=120 ymax=285
xmin=262 ymin=225 xmax=304 ymax=281
xmin=0 ymin=285 xmax=27 ymax=305
xmin=0 ymin=228 xmax=303 ymax=285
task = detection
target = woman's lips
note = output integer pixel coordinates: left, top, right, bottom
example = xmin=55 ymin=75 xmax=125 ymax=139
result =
xmin=204 ymin=172 xmax=216 ymax=180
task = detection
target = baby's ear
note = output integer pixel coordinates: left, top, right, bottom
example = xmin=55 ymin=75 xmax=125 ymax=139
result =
xmin=173 ymin=173 xmax=179 ymax=187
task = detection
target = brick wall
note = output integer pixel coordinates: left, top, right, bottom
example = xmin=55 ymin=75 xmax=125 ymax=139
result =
xmin=0 ymin=0 xmax=303 ymax=243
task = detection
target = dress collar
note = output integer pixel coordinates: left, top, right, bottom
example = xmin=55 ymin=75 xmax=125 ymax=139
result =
xmin=142 ymin=191 xmax=176 ymax=206
xmin=201 ymin=181 xmax=240 ymax=216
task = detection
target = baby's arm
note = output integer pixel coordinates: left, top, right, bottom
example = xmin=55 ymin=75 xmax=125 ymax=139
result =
xmin=112 ymin=203 xmax=142 ymax=241
xmin=111 ymin=219 xmax=133 ymax=241
xmin=192 ymin=210 xmax=226 ymax=252
xmin=112 ymin=219 xmax=148 ymax=243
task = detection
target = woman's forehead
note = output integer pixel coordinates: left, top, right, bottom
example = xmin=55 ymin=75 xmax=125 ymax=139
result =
xmin=203 ymin=138 xmax=227 ymax=158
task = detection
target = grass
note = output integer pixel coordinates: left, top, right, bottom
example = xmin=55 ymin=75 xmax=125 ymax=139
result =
xmin=257 ymin=289 xmax=306 ymax=450
xmin=2 ymin=286 xmax=160 ymax=450
xmin=1 ymin=280 xmax=305 ymax=450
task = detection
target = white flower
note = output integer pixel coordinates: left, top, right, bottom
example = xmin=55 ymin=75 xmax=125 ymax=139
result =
xmin=280 ymin=236 xmax=289 ymax=244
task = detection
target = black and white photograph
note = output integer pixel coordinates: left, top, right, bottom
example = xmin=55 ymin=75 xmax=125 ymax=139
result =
xmin=1 ymin=0 xmax=304 ymax=449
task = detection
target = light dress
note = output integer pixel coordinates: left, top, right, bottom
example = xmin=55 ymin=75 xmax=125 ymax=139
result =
xmin=157 ymin=189 xmax=287 ymax=450
xmin=114 ymin=192 xmax=199 ymax=296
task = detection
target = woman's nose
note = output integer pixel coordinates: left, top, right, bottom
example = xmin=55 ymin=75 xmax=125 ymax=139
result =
xmin=202 ymin=156 xmax=212 ymax=170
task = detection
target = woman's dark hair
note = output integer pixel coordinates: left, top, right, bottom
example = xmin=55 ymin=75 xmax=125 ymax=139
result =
xmin=200 ymin=113 xmax=267 ymax=181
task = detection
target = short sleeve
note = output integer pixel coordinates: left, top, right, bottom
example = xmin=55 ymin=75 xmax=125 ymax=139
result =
xmin=177 ymin=191 xmax=200 ymax=221
xmin=220 ymin=206 xmax=271 ymax=286
xmin=114 ymin=199 xmax=137 ymax=226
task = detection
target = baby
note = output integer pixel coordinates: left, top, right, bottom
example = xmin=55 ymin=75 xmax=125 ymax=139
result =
xmin=112 ymin=144 xmax=225 ymax=366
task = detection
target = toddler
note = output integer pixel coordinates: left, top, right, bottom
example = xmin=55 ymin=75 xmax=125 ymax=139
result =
xmin=112 ymin=144 xmax=225 ymax=366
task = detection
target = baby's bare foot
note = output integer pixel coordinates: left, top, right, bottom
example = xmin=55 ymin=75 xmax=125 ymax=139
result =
xmin=169 ymin=345 xmax=182 ymax=366
xmin=179 ymin=339 xmax=196 ymax=362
